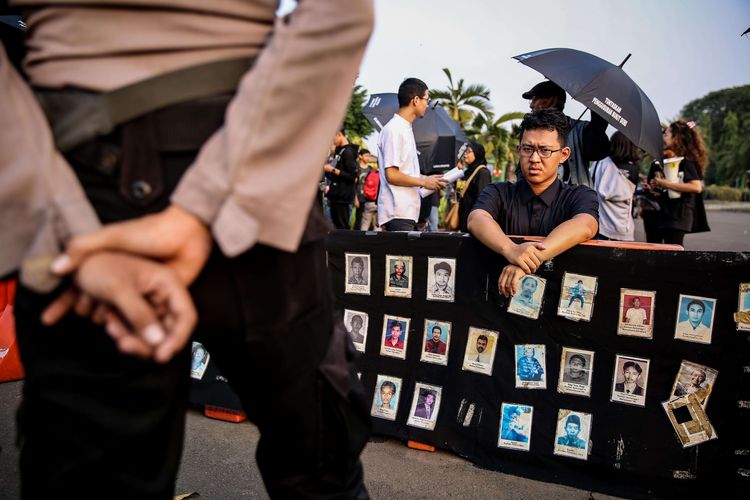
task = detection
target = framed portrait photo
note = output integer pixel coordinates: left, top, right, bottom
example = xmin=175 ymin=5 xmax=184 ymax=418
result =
xmin=343 ymin=309 xmax=368 ymax=353
xmin=344 ymin=253 xmax=370 ymax=295
xmin=380 ymin=314 xmax=410 ymax=360
xmin=617 ymin=288 xmax=656 ymax=339
xmin=426 ymin=257 xmax=456 ymax=302
xmin=507 ymin=275 xmax=546 ymax=320
xmin=668 ymin=360 xmax=718 ymax=409
xmin=420 ymin=319 xmax=451 ymax=366
xmin=557 ymin=272 xmax=598 ymax=322
xmin=553 ymin=409 xmax=592 ymax=460
xmin=371 ymin=374 xmax=402 ymax=421
xmin=190 ymin=341 xmax=210 ymax=380
xmin=514 ymin=344 xmax=546 ymax=389
xmin=737 ymin=283 xmax=750 ymax=331
xmin=557 ymin=347 xmax=594 ymax=397
xmin=461 ymin=327 xmax=499 ymax=376
xmin=384 ymin=255 xmax=413 ymax=298
xmin=610 ymin=354 xmax=650 ymax=407
xmin=406 ymin=382 xmax=443 ymax=431
xmin=674 ymin=294 xmax=717 ymax=344
xmin=498 ymin=403 xmax=533 ymax=452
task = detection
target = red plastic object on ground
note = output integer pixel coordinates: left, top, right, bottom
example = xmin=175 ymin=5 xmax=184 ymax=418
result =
xmin=0 ymin=279 xmax=24 ymax=383
xmin=407 ymin=440 xmax=436 ymax=452
xmin=204 ymin=405 xmax=247 ymax=423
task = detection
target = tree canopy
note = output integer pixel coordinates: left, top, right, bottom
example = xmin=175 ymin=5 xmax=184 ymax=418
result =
xmin=681 ymin=85 xmax=750 ymax=186
xmin=343 ymin=84 xmax=374 ymax=144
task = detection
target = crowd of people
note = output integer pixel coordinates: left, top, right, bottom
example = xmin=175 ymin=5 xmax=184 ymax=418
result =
xmin=320 ymin=79 xmax=710 ymax=248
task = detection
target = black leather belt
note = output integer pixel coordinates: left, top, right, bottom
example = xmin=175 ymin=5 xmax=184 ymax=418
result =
xmin=34 ymin=57 xmax=253 ymax=152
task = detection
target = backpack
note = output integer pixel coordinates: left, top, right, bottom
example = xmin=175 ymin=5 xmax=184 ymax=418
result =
xmin=362 ymin=168 xmax=380 ymax=202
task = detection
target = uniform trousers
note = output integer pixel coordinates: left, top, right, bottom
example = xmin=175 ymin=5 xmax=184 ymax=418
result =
xmin=14 ymin=94 xmax=370 ymax=499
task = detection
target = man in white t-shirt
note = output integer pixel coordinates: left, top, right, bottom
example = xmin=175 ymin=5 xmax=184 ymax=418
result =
xmin=624 ymin=296 xmax=648 ymax=325
xmin=377 ymin=78 xmax=447 ymax=231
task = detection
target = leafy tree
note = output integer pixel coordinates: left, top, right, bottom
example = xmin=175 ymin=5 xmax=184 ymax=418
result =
xmin=343 ymin=84 xmax=373 ymax=144
xmin=681 ymin=85 xmax=750 ymax=187
xmin=430 ymin=68 xmax=493 ymax=128
xmin=468 ymin=111 xmax=524 ymax=180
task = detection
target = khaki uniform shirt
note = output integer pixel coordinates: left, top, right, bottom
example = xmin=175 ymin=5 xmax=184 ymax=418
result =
xmin=1 ymin=0 xmax=374 ymax=289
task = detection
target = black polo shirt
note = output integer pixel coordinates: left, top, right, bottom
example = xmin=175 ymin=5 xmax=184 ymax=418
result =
xmin=472 ymin=179 xmax=599 ymax=236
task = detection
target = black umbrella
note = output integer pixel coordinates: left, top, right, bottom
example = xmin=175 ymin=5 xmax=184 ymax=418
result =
xmin=0 ymin=16 xmax=27 ymax=31
xmin=513 ymin=48 xmax=662 ymax=159
xmin=0 ymin=16 xmax=27 ymax=72
xmin=363 ymin=93 xmax=468 ymax=175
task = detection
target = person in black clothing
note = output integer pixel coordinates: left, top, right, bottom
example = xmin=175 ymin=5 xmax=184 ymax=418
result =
xmin=469 ymin=109 xmax=599 ymax=298
xmin=324 ymin=128 xmax=359 ymax=229
xmin=521 ymin=80 xmax=610 ymax=187
xmin=457 ymin=142 xmax=492 ymax=232
xmin=646 ymin=120 xmax=710 ymax=246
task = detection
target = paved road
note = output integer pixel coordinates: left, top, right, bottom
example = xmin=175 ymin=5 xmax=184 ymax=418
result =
xmin=0 ymin=379 xmax=620 ymax=499
xmin=634 ymin=210 xmax=750 ymax=252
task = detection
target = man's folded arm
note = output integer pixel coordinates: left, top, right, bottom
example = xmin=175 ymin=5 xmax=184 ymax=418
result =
xmin=171 ymin=0 xmax=375 ymax=257
xmin=538 ymin=213 xmax=598 ymax=261
xmin=467 ymin=209 xmax=517 ymax=257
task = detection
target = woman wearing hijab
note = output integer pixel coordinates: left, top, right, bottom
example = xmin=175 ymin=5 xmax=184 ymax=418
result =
xmin=457 ymin=142 xmax=491 ymax=232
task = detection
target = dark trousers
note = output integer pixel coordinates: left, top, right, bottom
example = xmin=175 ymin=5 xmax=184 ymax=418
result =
xmin=329 ymin=201 xmax=352 ymax=230
xmin=14 ymin=95 xmax=370 ymax=499
xmin=642 ymin=212 xmax=686 ymax=245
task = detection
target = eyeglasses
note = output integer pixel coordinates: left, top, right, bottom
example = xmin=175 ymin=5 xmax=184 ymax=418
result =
xmin=518 ymin=145 xmax=562 ymax=159
xmin=417 ymin=96 xmax=431 ymax=105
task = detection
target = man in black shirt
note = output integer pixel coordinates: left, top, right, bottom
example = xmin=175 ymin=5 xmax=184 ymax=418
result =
xmin=468 ymin=109 xmax=599 ymax=297
xmin=324 ymin=128 xmax=359 ymax=229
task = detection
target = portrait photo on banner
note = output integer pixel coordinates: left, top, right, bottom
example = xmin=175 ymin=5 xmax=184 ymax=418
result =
xmin=557 ymin=347 xmax=595 ymax=397
xmin=420 ymin=319 xmax=451 ymax=366
xmin=610 ymin=354 xmax=650 ymax=407
xmin=345 ymin=252 xmax=371 ymax=295
xmin=557 ymin=272 xmax=598 ymax=322
xmin=462 ymin=327 xmax=499 ymax=376
xmin=553 ymin=409 xmax=592 ymax=460
xmin=617 ymin=288 xmax=656 ymax=339
xmin=514 ymin=344 xmax=546 ymax=389
xmin=384 ymin=255 xmax=413 ymax=298
xmin=344 ymin=309 xmax=369 ymax=352
xmin=498 ymin=403 xmax=533 ymax=452
xmin=371 ymin=374 xmax=402 ymax=421
xmin=426 ymin=257 xmax=457 ymax=302
xmin=407 ymin=382 xmax=443 ymax=431
xmin=190 ymin=341 xmax=210 ymax=380
xmin=737 ymin=283 xmax=750 ymax=331
xmin=668 ymin=360 xmax=718 ymax=409
xmin=674 ymin=294 xmax=717 ymax=344
xmin=380 ymin=314 xmax=410 ymax=360
xmin=507 ymin=274 xmax=546 ymax=320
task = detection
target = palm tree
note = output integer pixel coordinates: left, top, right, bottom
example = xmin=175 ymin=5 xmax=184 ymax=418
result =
xmin=470 ymin=111 xmax=525 ymax=180
xmin=430 ymin=68 xmax=493 ymax=129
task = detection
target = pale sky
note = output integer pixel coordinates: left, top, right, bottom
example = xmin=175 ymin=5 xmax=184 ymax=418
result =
xmin=356 ymin=0 xmax=750 ymax=123
xmin=278 ymin=0 xmax=750 ymax=142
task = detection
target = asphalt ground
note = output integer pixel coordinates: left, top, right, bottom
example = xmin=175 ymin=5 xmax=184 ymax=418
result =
xmin=1 ymin=210 xmax=747 ymax=499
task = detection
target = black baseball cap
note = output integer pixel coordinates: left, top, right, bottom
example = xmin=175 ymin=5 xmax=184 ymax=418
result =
xmin=522 ymin=80 xmax=566 ymax=103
